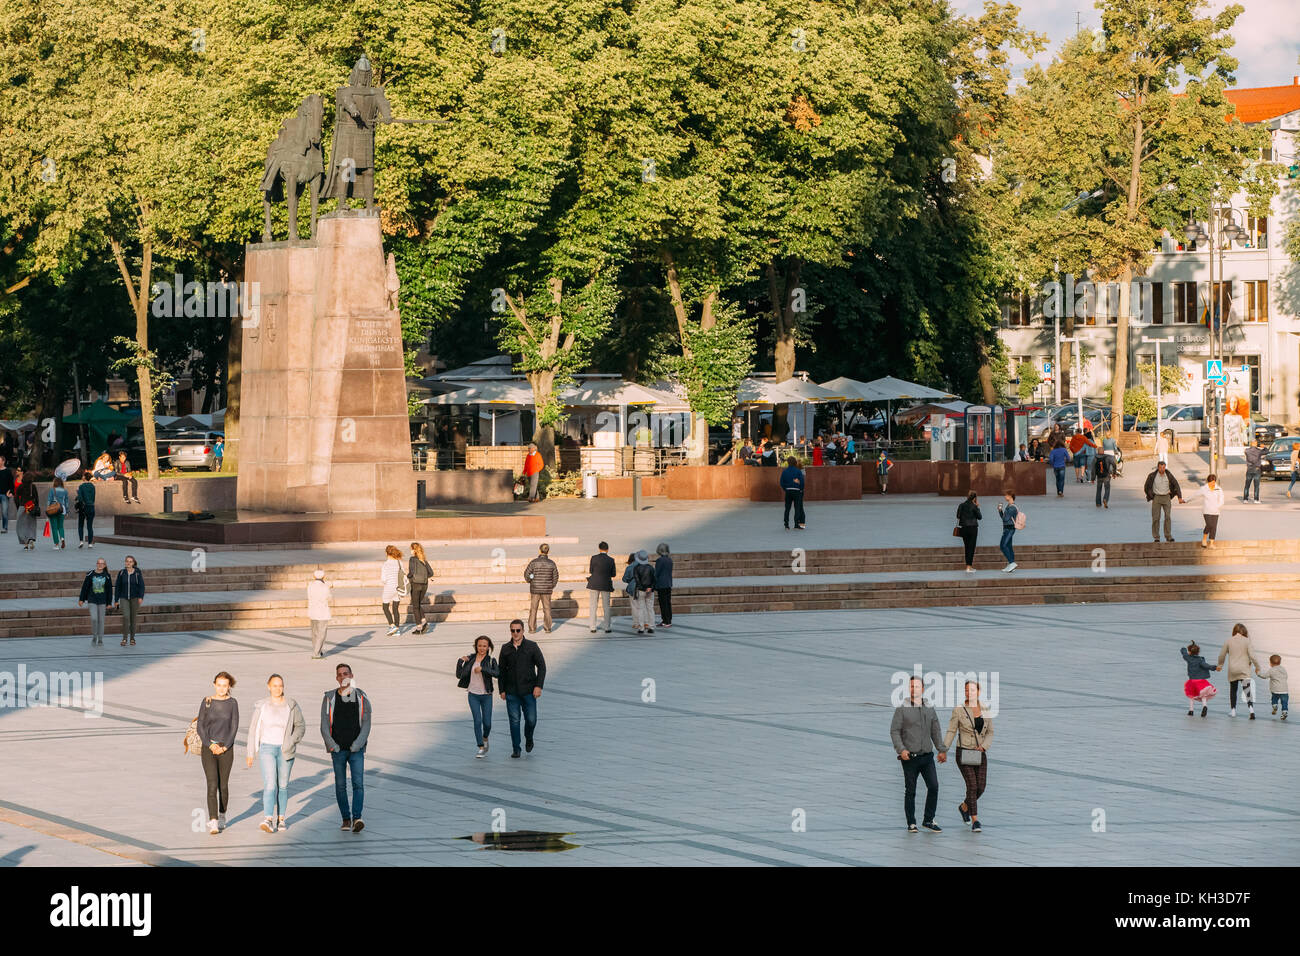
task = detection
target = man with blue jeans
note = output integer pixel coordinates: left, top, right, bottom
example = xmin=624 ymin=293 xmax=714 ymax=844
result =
xmin=322 ymin=663 xmax=372 ymax=832
xmin=498 ymin=619 xmax=546 ymax=758
xmin=1049 ymin=442 xmax=1068 ymax=496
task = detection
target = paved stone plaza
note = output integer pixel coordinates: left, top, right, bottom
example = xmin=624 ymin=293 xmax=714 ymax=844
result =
xmin=0 ymin=597 xmax=1295 ymax=866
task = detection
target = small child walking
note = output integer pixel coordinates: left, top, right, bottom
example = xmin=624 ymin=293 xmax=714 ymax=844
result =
xmin=1255 ymin=654 xmax=1289 ymax=720
xmin=876 ymin=451 xmax=893 ymax=494
xmin=1181 ymin=642 xmax=1218 ymax=717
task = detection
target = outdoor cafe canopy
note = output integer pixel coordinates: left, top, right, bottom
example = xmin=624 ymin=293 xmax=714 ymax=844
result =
xmin=818 ymin=376 xmax=956 ymax=439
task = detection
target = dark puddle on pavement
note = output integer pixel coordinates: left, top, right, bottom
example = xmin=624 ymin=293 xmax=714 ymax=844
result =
xmin=458 ymin=831 xmax=579 ymax=852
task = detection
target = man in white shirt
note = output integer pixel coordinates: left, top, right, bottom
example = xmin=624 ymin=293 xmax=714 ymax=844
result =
xmin=307 ymin=569 xmax=332 ymax=659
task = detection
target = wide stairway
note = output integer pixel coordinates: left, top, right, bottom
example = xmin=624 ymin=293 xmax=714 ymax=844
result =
xmin=3 ymin=540 xmax=1298 ymax=638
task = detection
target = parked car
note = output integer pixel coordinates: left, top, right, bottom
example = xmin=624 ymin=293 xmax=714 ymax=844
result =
xmin=1163 ymin=404 xmax=1208 ymax=444
xmin=163 ymin=430 xmax=224 ymax=471
xmin=1252 ymin=419 xmax=1288 ymax=443
xmin=1261 ymin=436 xmax=1300 ymax=480
xmin=1057 ymin=408 xmax=1138 ymax=435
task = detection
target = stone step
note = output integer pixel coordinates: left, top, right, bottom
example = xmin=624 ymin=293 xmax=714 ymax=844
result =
xmin=4 ymin=569 xmax=1297 ymax=637
xmin=6 ymin=539 xmax=1297 ymax=600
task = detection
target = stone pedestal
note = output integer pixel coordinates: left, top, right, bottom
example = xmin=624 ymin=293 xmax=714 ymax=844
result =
xmin=238 ymin=212 xmax=417 ymax=513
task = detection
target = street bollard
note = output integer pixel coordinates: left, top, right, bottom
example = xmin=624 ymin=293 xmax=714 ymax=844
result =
xmin=632 ymin=474 xmax=641 ymax=511
xmin=416 ymin=479 xmax=427 ymax=511
xmin=162 ymin=483 xmax=180 ymax=513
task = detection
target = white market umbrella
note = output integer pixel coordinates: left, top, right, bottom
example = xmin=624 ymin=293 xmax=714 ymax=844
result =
xmin=422 ymin=381 xmax=533 ymax=446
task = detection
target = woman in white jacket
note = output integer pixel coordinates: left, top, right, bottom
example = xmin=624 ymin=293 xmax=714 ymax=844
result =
xmin=245 ymin=675 xmax=306 ymax=832
xmin=380 ymin=545 xmax=404 ymax=635
xmin=1197 ymin=474 xmax=1225 ymax=549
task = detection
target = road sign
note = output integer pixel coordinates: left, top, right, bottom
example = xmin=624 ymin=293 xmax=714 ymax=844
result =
xmin=1215 ymin=386 xmax=1225 ymax=399
xmin=1043 ymin=362 xmax=1053 ymax=374
xmin=1206 ymin=359 xmax=1224 ymax=382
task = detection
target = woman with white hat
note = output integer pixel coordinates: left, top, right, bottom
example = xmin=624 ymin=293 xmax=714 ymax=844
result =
xmin=307 ymin=568 xmax=332 ymax=659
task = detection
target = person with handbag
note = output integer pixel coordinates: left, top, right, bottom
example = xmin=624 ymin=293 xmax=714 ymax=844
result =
xmin=78 ymin=557 xmax=115 ymax=646
xmin=955 ymin=491 xmax=981 ymax=573
xmin=407 ymin=542 xmax=433 ymax=634
xmin=586 ymin=541 xmax=616 ymax=633
xmin=245 ymin=674 xmax=306 ymax=833
xmin=944 ymin=681 xmax=994 ymax=832
xmin=379 ymin=545 xmax=405 ymax=636
xmin=11 ymin=467 xmax=39 ymax=550
xmin=75 ymin=476 xmax=96 ymax=547
xmin=457 ymin=636 xmax=499 ymax=757
xmin=196 ymin=672 xmax=239 ymax=835
xmin=45 ymin=476 xmax=69 ymax=550
xmin=889 ymin=676 xmax=948 ymax=833
xmin=113 ymin=555 xmax=145 ymax=646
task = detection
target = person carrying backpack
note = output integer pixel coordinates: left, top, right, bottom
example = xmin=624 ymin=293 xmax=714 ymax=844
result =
xmin=996 ymin=491 xmax=1022 ymax=573
xmin=629 ymin=550 xmax=656 ymax=634
xmin=1093 ymin=450 xmax=1115 ymax=508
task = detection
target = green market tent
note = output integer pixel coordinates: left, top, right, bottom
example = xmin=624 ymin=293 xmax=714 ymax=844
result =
xmin=63 ymin=401 xmax=135 ymax=456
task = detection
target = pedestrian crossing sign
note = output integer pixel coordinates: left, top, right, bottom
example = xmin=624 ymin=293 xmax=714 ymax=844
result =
xmin=1205 ymin=359 xmax=1223 ymax=382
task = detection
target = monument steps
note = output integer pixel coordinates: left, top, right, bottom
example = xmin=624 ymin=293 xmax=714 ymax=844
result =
xmin=5 ymin=539 xmax=1298 ymax=601
xmin=2 ymin=565 xmax=1297 ymax=637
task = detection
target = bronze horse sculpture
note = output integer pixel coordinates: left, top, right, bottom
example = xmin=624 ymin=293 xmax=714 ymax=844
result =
xmin=261 ymin=94 xmax=324 ymax=240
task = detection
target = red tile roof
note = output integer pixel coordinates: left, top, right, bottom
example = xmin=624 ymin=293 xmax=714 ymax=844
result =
xmin=1223 ymin=82 xmax=1300 ymax=123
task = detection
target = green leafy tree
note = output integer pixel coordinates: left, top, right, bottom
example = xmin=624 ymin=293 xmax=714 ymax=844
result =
xmin=995 ymin=1 xmax=1276 ymax=433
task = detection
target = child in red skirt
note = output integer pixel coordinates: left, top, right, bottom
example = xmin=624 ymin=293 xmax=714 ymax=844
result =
xmin=1181 ymin=642 xmax=1219 ymax=717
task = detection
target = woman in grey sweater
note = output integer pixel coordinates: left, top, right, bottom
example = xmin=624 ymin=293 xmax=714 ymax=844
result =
xmin=197 ymin=672 xmax=240 ymax=835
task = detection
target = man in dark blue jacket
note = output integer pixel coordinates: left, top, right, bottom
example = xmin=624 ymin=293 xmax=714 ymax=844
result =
xmin=653 ymin=542 xmax=674 ymax=628
xmin=780 ymin=456 xmax=806 ymax=530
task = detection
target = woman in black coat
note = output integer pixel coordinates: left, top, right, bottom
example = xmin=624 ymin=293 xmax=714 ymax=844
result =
xmin=956 ymin=491 xmax=982 ymax=573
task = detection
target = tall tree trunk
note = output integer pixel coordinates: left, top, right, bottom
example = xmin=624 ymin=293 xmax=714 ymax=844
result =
xmin=1112 ymin=268 xmax=1132 ymax=433
xmin=661 ymin=249 xmax=710 ymax=464
xmin=767 ymin=259 xmax=801 ymax=441
xmin=977 ymin=348 xmax=997 ymax=405
xmin=527 ymin=369 xmax=556 ymax=468
xmin=110 ymin=233 xmax=160 ymax=478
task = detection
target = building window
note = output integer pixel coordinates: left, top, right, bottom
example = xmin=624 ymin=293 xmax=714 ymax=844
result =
xmin=1173 ymin=282 xmax=1198 ymax=324
xmin=1243 ymin=280 xmax=1268 ymax=322
xmin=1244 ymin=215 xmax=1267 ymax=250
xmin=1146 ymin=281 xmax=1164 ymax=324
xmin=1208 ymin=281 xmax=1233 ymax=325
xmin=1002 ymin=292 xmax=1032 ymax=327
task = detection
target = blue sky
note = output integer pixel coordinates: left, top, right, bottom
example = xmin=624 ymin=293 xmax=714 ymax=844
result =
xmin=950 ymin=0 xmax=1299 ymax=90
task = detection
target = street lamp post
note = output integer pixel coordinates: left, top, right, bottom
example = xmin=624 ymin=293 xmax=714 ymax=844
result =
xmin=1059 ymin=335 xmax=1084 ymax=431
xmin=1053 ymin=259 xmax=1062 ymax=406
xmin=1139 ymin=334 xmax=1163 ymax=436
xmin=1185 ymin=204 xmax=1242 ymax=476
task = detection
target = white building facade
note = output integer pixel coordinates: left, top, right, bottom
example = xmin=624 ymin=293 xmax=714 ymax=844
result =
xmin=997 ymin=80 xmax=1300 ymax=426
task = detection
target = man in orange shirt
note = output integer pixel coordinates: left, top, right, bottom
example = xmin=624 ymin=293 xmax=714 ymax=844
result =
xmin=1066 ymin=428 xmax=1097 ymax=484
xmin=522 ymin=443 xmax=544 ymax=503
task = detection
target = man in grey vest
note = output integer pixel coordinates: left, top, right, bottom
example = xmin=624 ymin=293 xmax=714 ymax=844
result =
xmin=889 ymin=676 xmax=948 ymax=833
